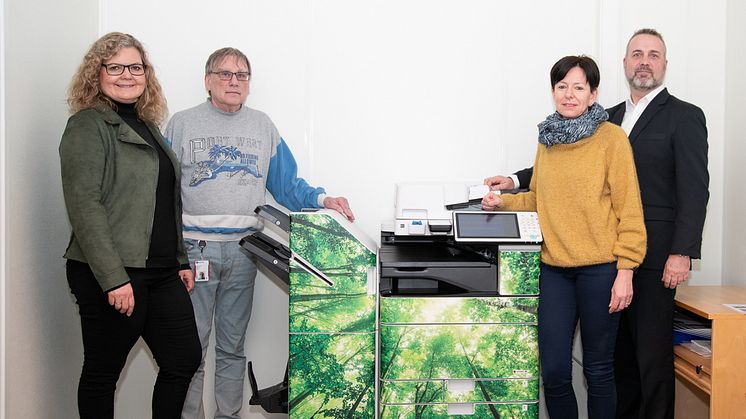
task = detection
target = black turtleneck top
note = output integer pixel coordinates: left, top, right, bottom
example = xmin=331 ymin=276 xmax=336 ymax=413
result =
xmin=114 ymin=101 xmax=178 ymax=268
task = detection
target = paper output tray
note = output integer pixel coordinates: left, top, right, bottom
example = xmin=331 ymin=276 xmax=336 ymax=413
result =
xmin=239 ymin=232 xmax=290 ymax=285
xmin=254 ymin=204 xmax=291 ymax=233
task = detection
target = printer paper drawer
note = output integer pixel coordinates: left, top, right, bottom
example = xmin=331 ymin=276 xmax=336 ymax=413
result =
xmin=380 ymin=378 xmax=539 ymax=404
xmin=380 ymin=402 xmax=539 ymax=418
xmin=444 ymin=379 xmax=539 ymax=403
xmin=380 ymin=296 xmax=538 ymax=325
xmin=380 ymin=324 xmax=538 ymax=381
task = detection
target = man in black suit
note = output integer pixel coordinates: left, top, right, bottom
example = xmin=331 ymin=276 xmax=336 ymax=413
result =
xmin=485 ymin=29 xmax=709 ymax=419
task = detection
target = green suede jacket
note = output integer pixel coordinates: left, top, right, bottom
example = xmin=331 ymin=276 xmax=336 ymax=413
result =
xmin=59 ymin=106 xmax=188 ymax=291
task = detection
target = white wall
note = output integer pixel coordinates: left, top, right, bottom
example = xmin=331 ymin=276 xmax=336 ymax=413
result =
xmin=1 ymin=0 xmax=5 ymax=414
xmin=1 ymin=1 xmax=741 ymax=418
xmin=723 ymin=0 xmax=746 ymax=287
xmin=1 ymin=0 xmax=98 ymax=418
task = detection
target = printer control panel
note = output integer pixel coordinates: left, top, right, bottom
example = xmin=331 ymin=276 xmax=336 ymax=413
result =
xmin=452 ymin=211 xmax=543 ymax=243
xmin=517 ymin=212 xmax=542 ymax=243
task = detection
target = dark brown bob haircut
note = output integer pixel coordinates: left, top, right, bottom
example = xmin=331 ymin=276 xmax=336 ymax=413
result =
xmin=550 ymin=55 xmax=601 ymax=91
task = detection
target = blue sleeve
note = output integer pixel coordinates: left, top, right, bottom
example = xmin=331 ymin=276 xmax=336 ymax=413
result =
xmin=163 ymin=117 xmax=176 ymax=150
xmin=266 ymin=138 xmax=325 ymax=211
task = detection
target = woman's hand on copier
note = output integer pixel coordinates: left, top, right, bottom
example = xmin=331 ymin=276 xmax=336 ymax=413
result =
xmin=481 ymin=191 xmax=502 ymax=211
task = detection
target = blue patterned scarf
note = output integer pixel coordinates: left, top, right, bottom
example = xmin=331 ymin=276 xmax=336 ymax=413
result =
xmin=537 ymin=102 xmax=609 ymax=148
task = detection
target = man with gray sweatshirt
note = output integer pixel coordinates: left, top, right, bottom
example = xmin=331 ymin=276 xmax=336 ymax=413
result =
xmin=165 ymin=47 xmax=354 ymax=419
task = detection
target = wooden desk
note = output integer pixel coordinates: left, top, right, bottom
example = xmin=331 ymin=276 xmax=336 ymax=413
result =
xmin=674 ymin=286 xmax=746 ymax=419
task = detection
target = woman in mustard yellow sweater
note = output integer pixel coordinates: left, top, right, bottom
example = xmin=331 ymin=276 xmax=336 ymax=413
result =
xmin=482 ymin=56 xmax=646 ymax=419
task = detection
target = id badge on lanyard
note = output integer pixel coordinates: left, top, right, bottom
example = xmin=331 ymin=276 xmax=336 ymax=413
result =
xmin=194 ymin=240 xmax=209 ymax=282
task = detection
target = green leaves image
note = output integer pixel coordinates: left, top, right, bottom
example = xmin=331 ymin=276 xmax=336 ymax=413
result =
xmin=380 ymin=324 xmax=538 ymax=381
xmin=380 ymin=296 xmax=539 ymax=418
xmin=498 ymin=249 xmax=540 ymax=296
xmin=381 ymin=297 xmax=538 ymax=325
xmin=288 ymin=212 xmax=377 ymax=417
xmin=289 ymin=213 xmax=376 ymax=333
xmin=290 ymin=333 xmax=375 ymax=418
xmin=380 ymin=402 xmax=539 ymax=418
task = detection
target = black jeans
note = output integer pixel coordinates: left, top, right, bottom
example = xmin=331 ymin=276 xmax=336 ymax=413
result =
xmin=67 ymin=260 xmax=201 ymax=419
xmin=614 ymin=268 xmax=675 ymax=419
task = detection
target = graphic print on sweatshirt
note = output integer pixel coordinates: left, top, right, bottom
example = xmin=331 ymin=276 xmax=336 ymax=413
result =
xmin=188 ymin=135 xmax=263 ymax=187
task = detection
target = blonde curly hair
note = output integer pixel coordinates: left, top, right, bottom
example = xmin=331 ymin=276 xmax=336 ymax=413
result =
xmin=67 ymin=32 xmax=167 ymax=125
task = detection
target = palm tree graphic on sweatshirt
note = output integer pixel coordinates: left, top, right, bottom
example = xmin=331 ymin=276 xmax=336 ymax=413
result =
xmin=190 ymin=144 xmax=262 ymax=186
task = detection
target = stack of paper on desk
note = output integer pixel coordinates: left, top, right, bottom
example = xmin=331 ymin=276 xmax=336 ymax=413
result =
xmin=681 ymin=340 xmax=712 ymax=358
xmin=673 ymin=312 xmax=711 ymax=344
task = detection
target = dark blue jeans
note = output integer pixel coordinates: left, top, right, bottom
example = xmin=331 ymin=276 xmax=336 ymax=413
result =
xmin=539 ymin=262 xmax=621 ymax=419
xmin=67 ymin=260 xmax=201 ymax=419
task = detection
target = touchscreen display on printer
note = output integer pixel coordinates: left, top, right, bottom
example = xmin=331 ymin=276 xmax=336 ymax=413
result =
xmin=456 ymin=213 xmax=520 ymax=239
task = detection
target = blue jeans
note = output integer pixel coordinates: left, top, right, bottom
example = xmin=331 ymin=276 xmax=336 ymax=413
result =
xmin=181 ymin=239 xmax=257 ymax=419
xmin=538 ymin=262 xmax=621 ymax=419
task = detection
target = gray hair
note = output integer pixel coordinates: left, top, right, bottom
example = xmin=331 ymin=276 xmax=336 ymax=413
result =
xmin=205 ymin=47 xmax=251 ymax=74
xmin=627 ymin=28 xmax=667 ymax=56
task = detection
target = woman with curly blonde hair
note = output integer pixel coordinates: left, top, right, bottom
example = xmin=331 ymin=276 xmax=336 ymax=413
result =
xmin=59 ymin=32 xmax=200 ymax=419
xmin=67 ymin=32 xmax=167 ymax=124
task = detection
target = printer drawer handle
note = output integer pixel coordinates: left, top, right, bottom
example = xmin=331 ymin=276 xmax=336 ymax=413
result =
xmin=392 ymin=267 xmax=427 ymax=273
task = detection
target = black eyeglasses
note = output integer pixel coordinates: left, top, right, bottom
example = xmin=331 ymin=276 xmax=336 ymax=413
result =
xmin=101 ymin=63 xmax=146 ymax=76
xmin=210 ymin=71 xmax=251 ymax=81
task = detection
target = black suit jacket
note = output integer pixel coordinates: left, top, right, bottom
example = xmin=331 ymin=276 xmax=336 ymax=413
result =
xmin=514 ymin=89 xmax=709 ymax=270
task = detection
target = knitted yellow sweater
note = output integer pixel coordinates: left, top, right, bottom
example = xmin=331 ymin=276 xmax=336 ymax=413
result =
xmin=501 ymin=122 xmax=646 ymax=269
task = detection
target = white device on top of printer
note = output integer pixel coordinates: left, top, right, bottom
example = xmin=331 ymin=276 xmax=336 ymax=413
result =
xmin=393 ymin=182 xmax=489 ymax=236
